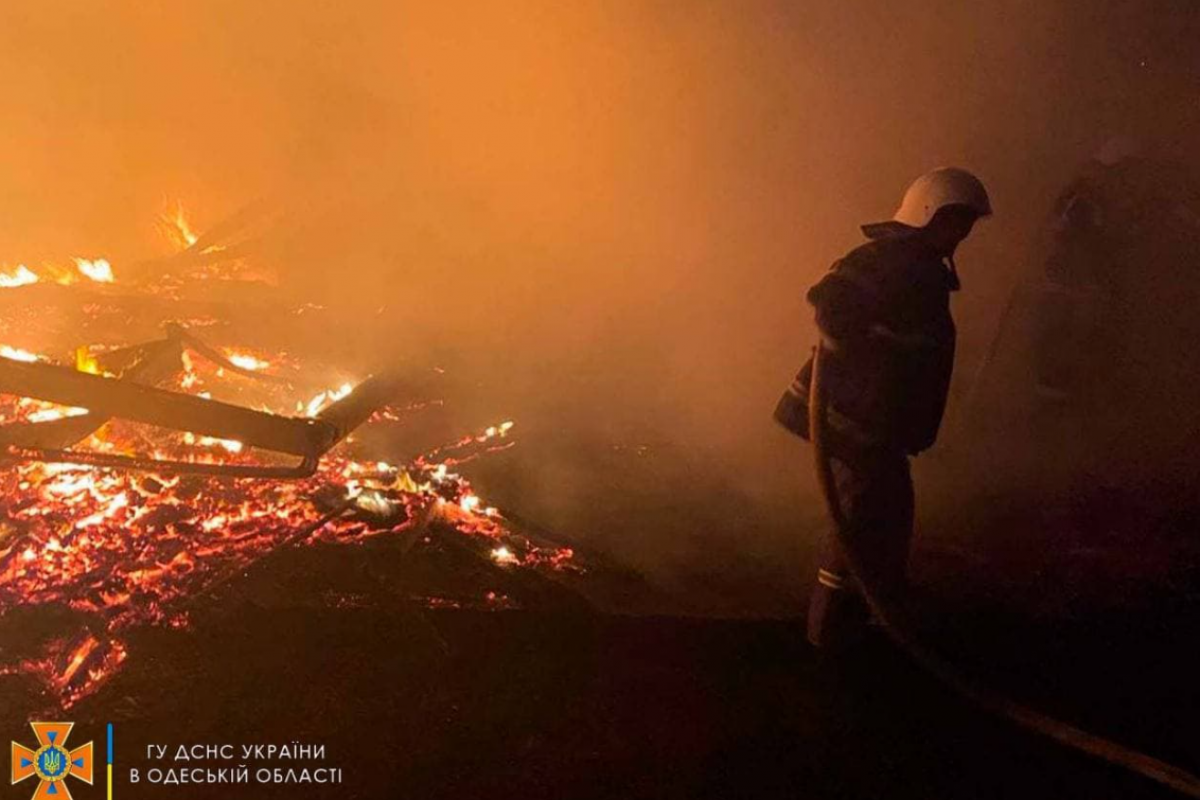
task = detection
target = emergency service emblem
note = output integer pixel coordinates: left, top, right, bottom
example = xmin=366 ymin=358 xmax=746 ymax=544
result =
xmin=11 ymin=722 xmax=93 ymax=800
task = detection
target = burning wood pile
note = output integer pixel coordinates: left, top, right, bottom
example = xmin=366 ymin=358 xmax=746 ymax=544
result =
xmin=0 ymin=205 xmax=577 ymax=709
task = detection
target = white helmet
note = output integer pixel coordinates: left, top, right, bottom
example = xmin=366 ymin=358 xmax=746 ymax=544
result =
xmin=892 ymin=167 xmax=993 ymax=228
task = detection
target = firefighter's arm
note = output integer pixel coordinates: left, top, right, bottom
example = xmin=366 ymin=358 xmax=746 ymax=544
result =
xmin=806 ymin=273 xmax=879 ymax=349
xmin=808 ymin=270 xmax=934 ymax=351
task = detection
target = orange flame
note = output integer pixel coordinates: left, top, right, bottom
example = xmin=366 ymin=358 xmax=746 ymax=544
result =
xmin=0 ymin=345 xmax=44 ymax=363
xmin=160 ymin=202 xmax=200 ymax=250
xmin=73 ymin=258 xmax=115 ymax=283
xmin=225 ymin=351 xmax=270 ymax=371
xmin=0 ymin=265 xmax=39 ymax=288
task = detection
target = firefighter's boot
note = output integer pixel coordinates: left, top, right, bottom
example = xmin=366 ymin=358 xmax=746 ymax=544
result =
xmin=806 ymin=568 xmax=869 ymax=650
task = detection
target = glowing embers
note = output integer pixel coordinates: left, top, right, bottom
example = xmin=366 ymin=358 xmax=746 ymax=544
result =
xmin=0 ymin=629 xmax=129 ymax=709
xmin=0 ymin=201 xmax=580 ymax=710
xmin=0 ymin=404 xmax=575 ymax=707
xmin=0 ymin=454 xmax=394 ymax=698
xmin=490 ymin=546 xmax=519 ymax=566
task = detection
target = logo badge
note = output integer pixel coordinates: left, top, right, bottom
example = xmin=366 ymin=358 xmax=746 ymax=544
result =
xmin=11 ymin=722 xmax=93 ymax=800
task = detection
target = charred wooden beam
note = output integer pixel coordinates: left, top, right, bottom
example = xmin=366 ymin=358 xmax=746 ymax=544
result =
xmin=0 ymin=356 xmax=337 ymax=457
xmin=0 ymin=336 xmax=186 ymax=450
xmin=132 ymin=198 xmax=277 ymax=273
xmin=184 ymin=197 xmax=275 ymax=255
xmin=4 ymin=446 xmax=318 ymax=479
xmin=137 ymin=239 xmax=262 ymax=272
xmin=316 ymin=371 xmax=434 ymax=448
xmin=167 ymin=324 xmax=290 ymax=385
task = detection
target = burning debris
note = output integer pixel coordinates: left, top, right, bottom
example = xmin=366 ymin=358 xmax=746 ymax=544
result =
xmin=0 ymin=259 xmax=116 ymax=290
xmin=0 ymin=205 xmax=577 ymax=709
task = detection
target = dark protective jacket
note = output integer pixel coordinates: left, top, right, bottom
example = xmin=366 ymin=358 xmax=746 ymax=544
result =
xmin=775 ymin=226 xmax=958 ymax=455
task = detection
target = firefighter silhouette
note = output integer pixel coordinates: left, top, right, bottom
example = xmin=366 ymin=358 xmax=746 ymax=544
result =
xmin=775 ymin=167 xmax=992 ymax=648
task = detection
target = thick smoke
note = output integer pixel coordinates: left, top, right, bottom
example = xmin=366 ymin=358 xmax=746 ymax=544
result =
xmin=1 ymin=1 xmax=1197 ymax=605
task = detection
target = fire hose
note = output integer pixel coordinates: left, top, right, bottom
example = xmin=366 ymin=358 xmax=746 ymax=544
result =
xmin=806 ymin=342 xmax=1200 ymax=798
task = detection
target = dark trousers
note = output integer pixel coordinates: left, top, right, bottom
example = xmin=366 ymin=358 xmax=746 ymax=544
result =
xmin=807 ymin=448 xmax=914 ymax=649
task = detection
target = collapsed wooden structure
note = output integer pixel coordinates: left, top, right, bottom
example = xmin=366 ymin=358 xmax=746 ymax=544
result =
xmin=0 ymin=324 xmax=428 ymax=478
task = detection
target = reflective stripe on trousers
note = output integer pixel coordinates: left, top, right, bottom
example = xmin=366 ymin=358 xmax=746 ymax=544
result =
xmin=807 ymin=448 xmax=914 ymax=648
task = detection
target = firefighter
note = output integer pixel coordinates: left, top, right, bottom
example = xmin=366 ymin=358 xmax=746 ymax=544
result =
xmin=774 ymin=167 xmax=992 ymax=649
xmin=1031 ymin=136 xmax=1200 ymax=407
xmin=1016 ymin=137 xmax=1200 ymax=493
